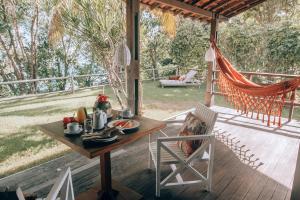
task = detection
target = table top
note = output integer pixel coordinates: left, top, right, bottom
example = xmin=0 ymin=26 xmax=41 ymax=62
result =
xmin=39 ymin=114 xmax=166 ymax=159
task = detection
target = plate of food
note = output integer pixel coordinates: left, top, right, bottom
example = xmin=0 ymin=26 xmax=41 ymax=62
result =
xmin=107 ymin=119 xmax=140 ymax=133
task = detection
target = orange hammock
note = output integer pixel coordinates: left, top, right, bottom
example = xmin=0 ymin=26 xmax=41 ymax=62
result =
xmin=211 ymin=42 xmax=300 ymax=126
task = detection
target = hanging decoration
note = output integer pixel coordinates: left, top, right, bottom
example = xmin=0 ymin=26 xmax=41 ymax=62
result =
xmin=205 ymin=44 xmax=216 ymax=62
xmin=114 ymin=40 xmax=131 ymax=68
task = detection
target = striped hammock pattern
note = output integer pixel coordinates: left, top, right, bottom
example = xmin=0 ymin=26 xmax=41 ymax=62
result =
xmin=212 ymin=42 xmax=300 ymax=126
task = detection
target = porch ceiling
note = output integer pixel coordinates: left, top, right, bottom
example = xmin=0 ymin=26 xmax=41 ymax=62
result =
xmin=140 ymin=0 xmax=268 ymax=21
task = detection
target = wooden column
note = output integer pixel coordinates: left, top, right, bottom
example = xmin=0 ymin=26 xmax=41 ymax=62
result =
xmin=126 ymin=0 xmax=142 ymax=115
xmin=204 ymin=15 xmax=218 ymax=107
xmin=292 ymin=143 xmax=300 ymax=200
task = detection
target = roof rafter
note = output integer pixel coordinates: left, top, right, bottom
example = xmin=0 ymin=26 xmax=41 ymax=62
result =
xmin=226 ymin=0 xmax=268 ymax=17
xmin=149 ymin=0 xmax=228 ymax=20
xmin=140 ymin=0 xmax=269 ymax=22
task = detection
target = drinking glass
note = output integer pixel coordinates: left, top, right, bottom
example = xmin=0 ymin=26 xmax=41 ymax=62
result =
xmin=84 ymin=119 xmax=93 ymax=133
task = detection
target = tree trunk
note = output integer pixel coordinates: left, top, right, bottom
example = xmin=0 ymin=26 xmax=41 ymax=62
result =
xmin=30 ymin=1 xmax=39 ymax=94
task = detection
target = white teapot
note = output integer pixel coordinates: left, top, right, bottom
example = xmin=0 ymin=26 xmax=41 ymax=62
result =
xmin=93 ymin=109 xmax=107 ymax=130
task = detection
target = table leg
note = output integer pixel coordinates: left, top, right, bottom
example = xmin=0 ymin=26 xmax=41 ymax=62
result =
xmin=98 ymin=152 xmax=118 ymax=200
xmin=76 ymin=151 xmax=142 ymax=200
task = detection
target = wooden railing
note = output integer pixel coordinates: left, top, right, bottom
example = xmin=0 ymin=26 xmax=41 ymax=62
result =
xmin=0 ymin=74 xmax=107 ymax=100
xmin=211 ymin=70 xmax=300 ymax=121
xmin=0 ymin=70 xmax=298 ymax=121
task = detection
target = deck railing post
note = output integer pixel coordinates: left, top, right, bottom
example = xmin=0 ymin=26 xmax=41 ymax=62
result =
xmin=33 ymin=80 xmax=37 ymax=94
xmin=288 ymin=90 xmax=296 ymax=122
xmin=152 ymin=68 xmax=156 ymax=81
xmin=71 ymin=75 xmax=75 ymax=94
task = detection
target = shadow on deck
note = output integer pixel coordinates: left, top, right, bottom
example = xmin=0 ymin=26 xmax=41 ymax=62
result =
xmin=0 ymin=106 xmax=299 ymax=200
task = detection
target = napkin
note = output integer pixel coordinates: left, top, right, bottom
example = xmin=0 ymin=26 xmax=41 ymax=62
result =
xmin=81 ymin=127 xmax=120 ymax=144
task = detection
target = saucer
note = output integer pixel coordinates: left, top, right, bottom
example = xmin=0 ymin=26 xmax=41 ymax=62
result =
xmin=64 ymin=128 xmax=83 ymax=136
xmin=120 ymin=113 xmax=134 ymax=119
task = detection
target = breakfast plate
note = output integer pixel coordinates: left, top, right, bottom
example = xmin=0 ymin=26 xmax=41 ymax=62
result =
xmin=107 ymin=119 xmax=140 ymax=132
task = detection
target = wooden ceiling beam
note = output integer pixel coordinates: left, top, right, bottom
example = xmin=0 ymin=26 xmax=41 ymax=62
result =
xmin=140 ymin=0 xmax=267 ymax=22
xmin=209 ymin=0 xmax=236 ymax=12
xmin=221 ymin=0 xmax=262 ymax=15
xmin=150 ymin=0 xmax=228 ymax=20
xmin=226 ymin=0 xmax=267 ymax=17
xmin=201 ymin=0 xmax=218 ymax=9
xmin=149 ymin=3 xmax=160 ymax=10
xmin=218 ymin=0 xmax=247 ymax=15
xmin=191 ymin=0 xmax=202 ymax=5
xmin=194 ymin=0 xmax=207 ymax=7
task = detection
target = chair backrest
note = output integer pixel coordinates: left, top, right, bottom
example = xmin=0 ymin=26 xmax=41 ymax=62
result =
xmin=183 ymin=70 xmax=197 ymax=82
xmin=193 ymin=104 xmax=218 ymax=135
xmin=46 ymin=167 xmax=74 ymax=200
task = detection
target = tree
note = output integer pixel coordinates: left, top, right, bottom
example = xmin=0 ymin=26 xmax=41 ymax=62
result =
xmin=0 ymin=0 xmax=40 ymax=94
xmin=141 ymin=12 xmax=171 ymax=79
xmin=170 ymin=18 xmax=209 ymax=73
xmin=242 ymin=0 xmax=298 ymax=25
xmin=49 ymin=0 xmax=127 ymax=107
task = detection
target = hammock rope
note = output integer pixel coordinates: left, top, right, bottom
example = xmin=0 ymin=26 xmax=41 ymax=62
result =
xmin=211 ymin=42 xmax=300 ymax=126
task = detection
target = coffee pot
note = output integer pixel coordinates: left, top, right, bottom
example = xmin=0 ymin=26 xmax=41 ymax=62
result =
xmin=93 ymin=108 xmax=107 ymax=130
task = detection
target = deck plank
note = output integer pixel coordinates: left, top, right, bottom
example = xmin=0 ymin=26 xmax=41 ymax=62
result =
xmin=0 ymin=106 xmax=298 ymax=200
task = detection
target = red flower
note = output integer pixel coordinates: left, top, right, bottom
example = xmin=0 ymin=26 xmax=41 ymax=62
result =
xmin=98 ymin=94 xmax=108 ymax=102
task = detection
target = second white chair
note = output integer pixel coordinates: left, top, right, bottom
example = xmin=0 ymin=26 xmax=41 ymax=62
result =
xmin=149 ymin=104 xmax=218 ymax=197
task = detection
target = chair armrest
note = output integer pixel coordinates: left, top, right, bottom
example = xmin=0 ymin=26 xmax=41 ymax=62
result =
xmin=157 ymin=134 xmax=215 ymax=142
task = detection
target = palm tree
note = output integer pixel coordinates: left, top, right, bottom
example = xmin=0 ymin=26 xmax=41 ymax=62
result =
xmin=48 ymin=0 xmax=127 ymax=107
xmin=48 ymin=0 xmax=177 ymax=108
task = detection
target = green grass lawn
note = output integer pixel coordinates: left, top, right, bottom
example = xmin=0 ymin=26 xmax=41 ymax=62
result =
xmin=0 ymin=81 xmax=299 ymax=178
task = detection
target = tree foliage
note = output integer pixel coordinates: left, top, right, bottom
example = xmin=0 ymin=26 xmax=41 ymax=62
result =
xmin=170 ymin=19 xmax=209 ymax=72
xmin=0 ymin=0 xmax=299 ymax=97
xmin=49 ymin=0 xmax=127 ymax=107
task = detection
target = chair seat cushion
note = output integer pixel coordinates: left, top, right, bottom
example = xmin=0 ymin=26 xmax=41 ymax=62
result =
xmin=178 ymin=75 xmax=186 ymax=81
xmin=169 ymin=75 xmax=180 ymax=80
xmin=150 ymin=142 xmax=209 ymax=165
xmin=177 ymin=112 xmax=207 ymax=156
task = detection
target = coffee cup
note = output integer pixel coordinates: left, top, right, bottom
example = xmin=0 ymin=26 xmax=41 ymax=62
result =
xmin=121 ymin=108 xmax=133 ymax=118
xmin=67 ymin=122 xmax=82 ymax=133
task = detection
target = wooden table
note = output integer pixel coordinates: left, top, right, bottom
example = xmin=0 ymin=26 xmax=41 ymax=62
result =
xmin=39 ymin=114 xmax=166 ymax=200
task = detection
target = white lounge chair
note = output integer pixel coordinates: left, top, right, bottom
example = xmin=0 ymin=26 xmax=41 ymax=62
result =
xmin=159 ymin=69 xmax=200 ymax=88
xmin=148 ymin=104 xmax=218 ymax=197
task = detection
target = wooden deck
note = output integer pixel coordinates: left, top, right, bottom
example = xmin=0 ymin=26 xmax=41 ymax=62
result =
xmin=0 ymin=106 xmax=299 ymax=200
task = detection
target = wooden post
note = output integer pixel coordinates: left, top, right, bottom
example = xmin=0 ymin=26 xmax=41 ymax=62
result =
xmin=288 ymin=90 xmax=296 ymax=122
xmin=292 ymin=143 xmax=300 ymax=200
xmin=204 ymin=14 xmax=218 ymax=107
xmin=126 ymin=0 xmax=142 ymax=115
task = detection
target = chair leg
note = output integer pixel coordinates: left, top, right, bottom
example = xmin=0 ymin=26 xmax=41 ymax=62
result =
xmin=207 ymin=140 xmax=215 ymax=191
xmin=156 ymin=143 xmax=161 ymax=197
xmin=148 ymin=135 xmax=152 ymax=169
xmin=155 ymin=162 xmax=161 ymax=197
xmin=148 ymin=150 xmax=152 ymax=169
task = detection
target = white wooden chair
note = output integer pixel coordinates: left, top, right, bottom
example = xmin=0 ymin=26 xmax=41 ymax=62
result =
xmin=148 ymin=104 xmax=218 ymax=197
xmin=36 ymin=167 xmax=75 ymax=200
